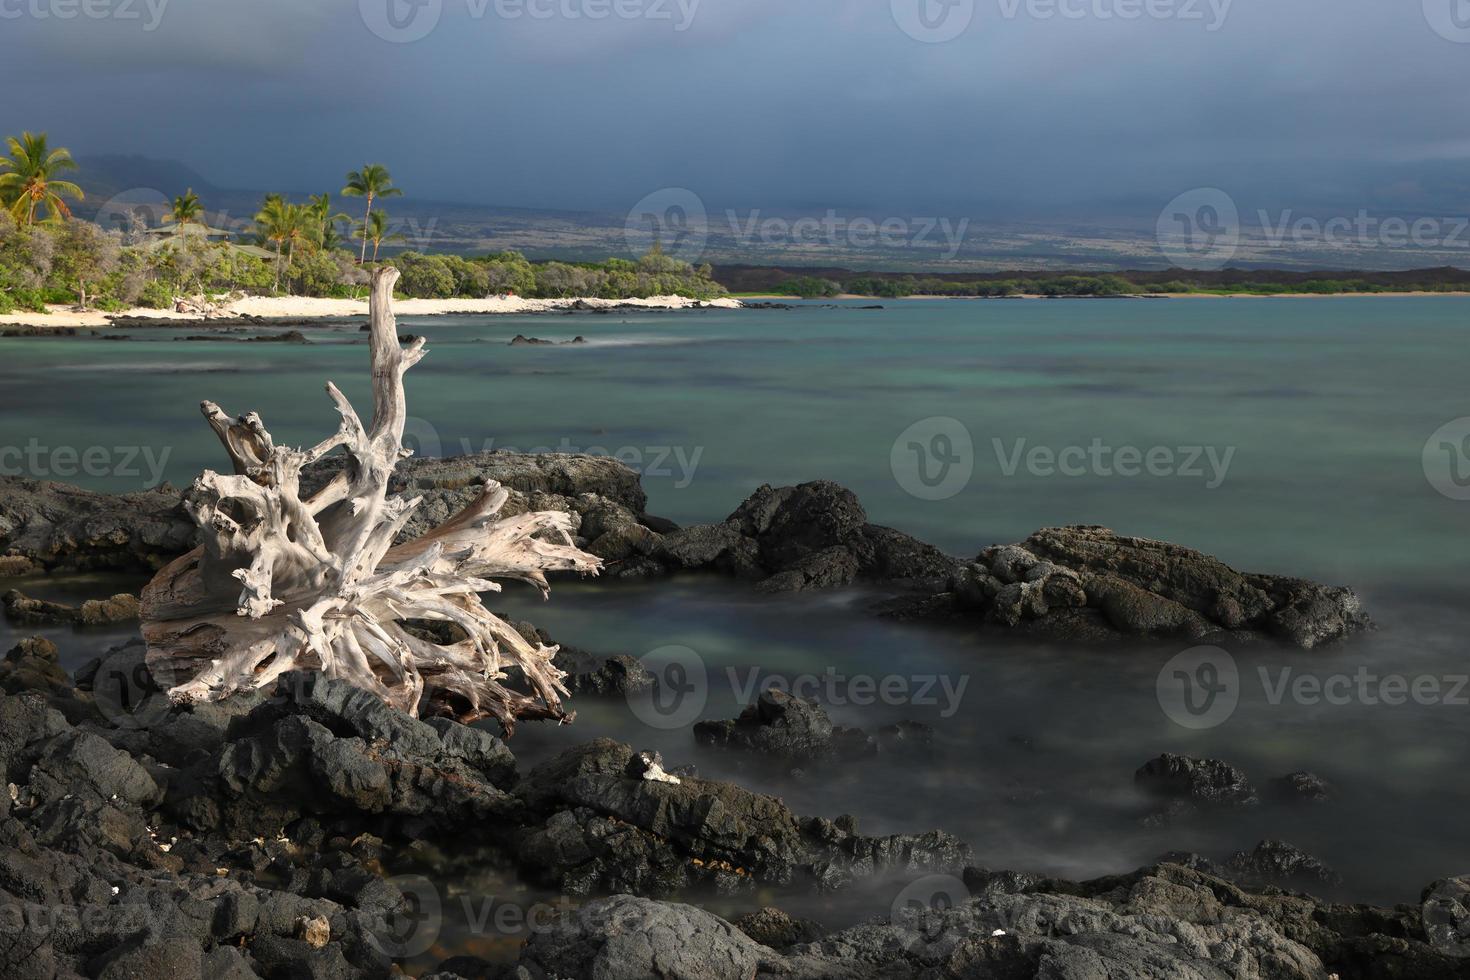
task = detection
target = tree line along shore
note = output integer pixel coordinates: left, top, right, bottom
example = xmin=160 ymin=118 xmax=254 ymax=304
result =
xmin=0 ymin=131 xmax=726 ymax=317
xmin=724 ymin=264 xmax=1470 ymax=298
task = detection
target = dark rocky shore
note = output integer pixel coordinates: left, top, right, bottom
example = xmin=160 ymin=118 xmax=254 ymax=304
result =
xmin=0 ymin=451 xmax=1434 ymax=979
xmin=1 ymin=451 xmax=1370 ymax=649
xmin=1 ymin=645 xmax=1467 ymax=979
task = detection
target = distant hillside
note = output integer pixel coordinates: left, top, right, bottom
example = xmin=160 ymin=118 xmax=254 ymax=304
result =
xmin=59 ymin=154 xmax=1470 ymax=275
xmin=73 ymin=155 xmax=223 ymax=212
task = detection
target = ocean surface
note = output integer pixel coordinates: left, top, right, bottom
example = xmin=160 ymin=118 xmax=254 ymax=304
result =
xmin=2 ymin=297 xmax=1468 ymax=944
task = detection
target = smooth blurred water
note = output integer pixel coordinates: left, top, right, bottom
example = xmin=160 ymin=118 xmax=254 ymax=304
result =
xmin=2 ymin=298 xmax=1468 ymax=921
xmin=5 ymin=298 xmax=1467 ymax=587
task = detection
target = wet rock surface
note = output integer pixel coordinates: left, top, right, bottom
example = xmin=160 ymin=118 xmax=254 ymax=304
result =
xmin=693 ymin=689 xmax=932 ymax=765
xmin=2 ymin=589 xmax=139 ymax=626
xmin=933 ymin=525 xmax=1373 ymax=649
xmin=1136 ymin=752 xmax=1260 ymax=807
xmin=0 ymin=451 xmax=655 ymax=575
xmin=502 ymin=619 xmax=655 ymax=697
xmin=0 ymin=479 xmax=196 ymax=575
xmin=503 ymin=862 xmax=1470 ymax=980
xmin=2 ymin=461 xmax=1369 ymax=648
xmin=0 ymin=648 xmax=1463 ymax=979
xmin=512 ymin=737 xmax=970 ymax=897
xmin=1273 ymin=769 xmax=1334 ymax=803
xmin=1160 ymin=839 xmax=1344 ymax=890
xmin=0 ymin=660 xmax=968 ymax=978
xmin=630 ymin=481 xmax=962 ymax=593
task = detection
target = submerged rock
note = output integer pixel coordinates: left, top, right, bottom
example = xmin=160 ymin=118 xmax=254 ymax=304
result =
xmin=1272 ymin=770 xmax=1334 ymax=803
xmin=694 ymin=690 xmax=869 ymax=762
xmin=508 ymin=334 xmax=585 ymax=346
xmin=1159 ymin=840 xmax=1343 ymax=892
xmin=1136 ymin=752 xmax=1259 ymax=807
xmin=503 ymin=619 xmax=655 ymax=696
xmin=1225 ymin=839 xmax=1343 ymax=890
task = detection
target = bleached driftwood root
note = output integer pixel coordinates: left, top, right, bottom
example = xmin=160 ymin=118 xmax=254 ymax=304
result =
xmin=139 ymin=267 xmax=601 ymax=732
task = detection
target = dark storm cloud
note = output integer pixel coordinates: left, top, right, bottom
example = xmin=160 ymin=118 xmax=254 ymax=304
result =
xmin=2 ymin=0 xmax=1468 ymax=221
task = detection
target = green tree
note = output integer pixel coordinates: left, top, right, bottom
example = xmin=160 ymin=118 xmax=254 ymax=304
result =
xmin=307 ymin=193 xmax=351 ymax=250
xmin=0 ymin=210 xmax=54 ymax=299
xmin=165 ymin=188 xmax=204 ymax=227
xmin=253 ymin=195 xmax=314 ymax=293
xmin=50 ymin=220 xmax=121 ymax=309
xmin=341 ymin=164 xmax=402 ymax=265
xmin=775 ymin=276 xmax=840 ymax=299
xmin=392 ymin=252 xmax=456 ymax=298
xmin=0 ymin=132 xmax=84 ymax=226
xmin=480 ymin=250 xmax=536 ymax=295
xmin=360 ymin=209 xmax=404 ymax=263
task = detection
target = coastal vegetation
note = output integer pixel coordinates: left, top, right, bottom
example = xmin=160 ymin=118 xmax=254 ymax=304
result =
xmin=833 ymin=273 xmax=1462 ymax=297
xmin=758 ymin=270 xmax=1470 ymax=298
xmin=0 ymin=132 xmax=727 ymax=315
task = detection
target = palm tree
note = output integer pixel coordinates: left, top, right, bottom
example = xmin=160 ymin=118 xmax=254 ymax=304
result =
xmin=165 ymin=188 xmax=204 ymax=227
xmin=0 ymin=132 xmax=84 ymax=225
xmin=360 ymin=209 xmax=405 ymax=263
xmin=341 ymin=164 xmax=402 ymax=264
xmin=254 ymin=195 xmax=314 ymax=293
xmin=307 ymin=193 xmax=351 ymax=251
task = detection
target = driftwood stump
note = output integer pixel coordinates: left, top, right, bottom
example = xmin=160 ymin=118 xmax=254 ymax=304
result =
xmin=139 ymin=267 xmax=600 ymax=732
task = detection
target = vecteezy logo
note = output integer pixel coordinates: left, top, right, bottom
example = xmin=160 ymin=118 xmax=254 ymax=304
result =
xmin=625 ymin=188 xmax=708 ymax=265
xmin=399 ymin=416 xmax=444 ymax=461
xmin=1423 ymin=417 xmax=1470 ymax=500
xmin=891 ymin=874 xmax=973 ymax=954
xmin=360 ymin=0 xmax=442 ymax=43
xmin=627 ymin=645 xmax=708 ymax=729
xmin=891 ymin=0 xmax=974 ymax=42
xmin=891 ymin=417 xmax=974 ymax=501
xmin=366 ymin=874 xmax=442 ymax=958
xmin=1156 ymin=188 xmax=1240 ymax=270
xmin=93 ymin=188 xmax=170 ymax=238
xmin=1157 ymin=646 xmax=1239 ymax=730
xmin=1424 ymin=0 xmax=1470 ymax=42
xmin=92 ymin=645 xmax=176 ymax=731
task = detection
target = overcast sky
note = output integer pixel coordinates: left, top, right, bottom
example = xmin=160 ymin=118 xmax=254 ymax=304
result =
xmin=3 ymin=0 xmax=1469 ymax=222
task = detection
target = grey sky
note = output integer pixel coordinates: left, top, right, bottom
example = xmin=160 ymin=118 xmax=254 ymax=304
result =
xmin=3 ymin=0 xmax=1468 ymax=222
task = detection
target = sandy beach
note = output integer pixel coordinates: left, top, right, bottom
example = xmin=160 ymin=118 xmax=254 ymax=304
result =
xmin=0 ymin=293 xmax=744 ymax=329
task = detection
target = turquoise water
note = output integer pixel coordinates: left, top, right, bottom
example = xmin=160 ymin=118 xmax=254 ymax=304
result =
xmin=3 ymin=298 xmax=1469 ymax=918
xmin=4 ymin=297 xmax=1466 ymax=588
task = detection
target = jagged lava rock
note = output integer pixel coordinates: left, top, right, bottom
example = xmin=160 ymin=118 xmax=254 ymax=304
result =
xmin=693 ymin=689 xmax=876 ymax=763
xmin=945 ymin=525 xmax=1371 ymax=649
xmin=512 ymin=738 xmax=970 ymax=896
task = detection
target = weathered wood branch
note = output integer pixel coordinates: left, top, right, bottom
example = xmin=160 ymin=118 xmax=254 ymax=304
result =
xmin=140 ymin=266 xmax=601 ymax=732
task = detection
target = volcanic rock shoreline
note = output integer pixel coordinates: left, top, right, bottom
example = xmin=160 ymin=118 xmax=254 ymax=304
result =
xmin=0 ymin=450 xmax=1406 ymax=978
xmin=0 ymin=450 xmax=1370 ymax=649
xmin=0 ymin=656 xmax=1466 ymax=979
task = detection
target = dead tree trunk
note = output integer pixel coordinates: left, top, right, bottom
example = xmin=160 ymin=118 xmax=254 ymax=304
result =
xmin=139 ymin=267 xmax=600 ymax=733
